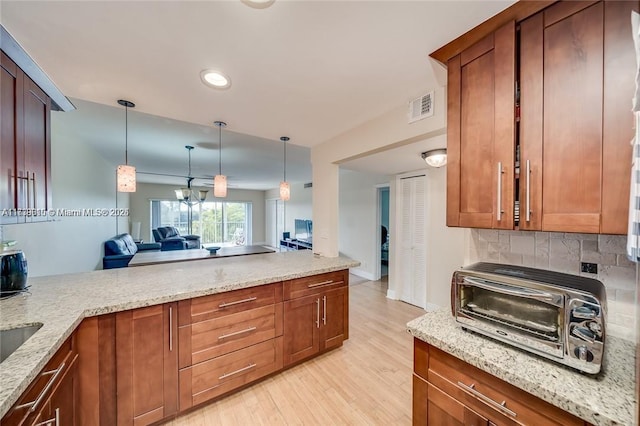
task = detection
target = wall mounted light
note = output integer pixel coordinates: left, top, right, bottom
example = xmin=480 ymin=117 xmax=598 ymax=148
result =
xmin=421 ymin=149 xmax=447 ymax=168
xmin=117 ymin=99 xmax=136 ymax=192
xmin=214 ymin=121 xmax=228 ymax=198
xmin=280 ymin=136 xmax=290 ymax=201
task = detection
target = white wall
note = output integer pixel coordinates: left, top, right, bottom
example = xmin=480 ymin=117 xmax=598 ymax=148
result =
xmin=311 ymin=85 xmax=446 ymax=257
xmin=265 ymin=182 xmax=313 ymax=242
xmin=338 ymin=169 xmax=391 ymax=280
xmin=3 ymin=112 xmax=127 ymax=277
xmin=129 ymin=183 xmax=266 ymax=244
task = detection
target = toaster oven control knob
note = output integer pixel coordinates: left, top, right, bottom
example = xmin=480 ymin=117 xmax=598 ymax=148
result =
xmin=572 ymin=306 xmax=597 ymax=320
xmin=574 ymin=346 xmax=594 ymax=362
xmin=571 ymin=326 xmax=595 ymax=343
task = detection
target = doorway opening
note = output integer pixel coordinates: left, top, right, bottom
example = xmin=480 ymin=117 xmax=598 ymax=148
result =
xmin=376 ymin=185 xmax=390 ymax=280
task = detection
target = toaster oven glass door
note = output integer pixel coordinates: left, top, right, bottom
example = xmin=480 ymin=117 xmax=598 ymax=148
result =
xmin=456 ymin=276 xmax=564 ymax=358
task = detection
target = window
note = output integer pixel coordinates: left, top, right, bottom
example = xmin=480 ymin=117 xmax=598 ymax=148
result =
xmin=151 ymin=200 xmax=252 ymax=246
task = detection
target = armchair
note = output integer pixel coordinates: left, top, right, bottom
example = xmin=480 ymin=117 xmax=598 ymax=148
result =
xmin=152 ymin=226 xmax=201 ymax=250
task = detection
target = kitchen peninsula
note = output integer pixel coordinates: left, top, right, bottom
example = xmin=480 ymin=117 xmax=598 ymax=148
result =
xmin=0 ymin=250 xmax=358 ymax=424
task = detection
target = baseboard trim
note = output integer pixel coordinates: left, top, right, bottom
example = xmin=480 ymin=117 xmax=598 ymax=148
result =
xmin=350 ymin=268 xmax=376 ymax=281
xmin=386 ymin=289 xmax=397 ymax=300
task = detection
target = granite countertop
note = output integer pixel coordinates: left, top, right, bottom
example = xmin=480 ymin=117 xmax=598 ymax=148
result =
xmin=407 ymin=309 xmax=636 ymax=426
xmin=0 ymin=250 xmax=358 ymax=418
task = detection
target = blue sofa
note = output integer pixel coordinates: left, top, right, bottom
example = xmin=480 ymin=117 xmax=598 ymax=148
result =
xmin=103 ymin=233 xmax=161 ymax=269
xmin=152 ymin=227 xmax=201 ymax=251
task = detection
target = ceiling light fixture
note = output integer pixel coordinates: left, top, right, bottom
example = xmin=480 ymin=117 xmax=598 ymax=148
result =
xmin=214 ymin=121 xmax=228 ymax=198
xmin=201 ymin=70 xmax=231 ymax=90
xmin=116 ymin=99 xmax=136 ymax=192
xmin=421 ymin=149 xmax=447 ymax=168
xmin=175 ymin=145 xmax=208 ymax=204
xmin=241 ymin=0 xmax=276 ymax=9
xmin=280 ymin=136 xmax=290 ymax=201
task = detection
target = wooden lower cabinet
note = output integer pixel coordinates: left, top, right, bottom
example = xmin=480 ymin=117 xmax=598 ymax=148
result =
xmin=1 ymin=335 xmax=78 ymax=426
xmin=116 ymin=303 xmax=178 ymax=426
xmin=6 ymin=271 xmax=349 ymax=426
xmin=179 ymin=337 xmax=283 ymax=409
xmin=283 ymin=270 xmax=349 ymax=366
xmin=413 ymin=338 xmax=588 ymax=426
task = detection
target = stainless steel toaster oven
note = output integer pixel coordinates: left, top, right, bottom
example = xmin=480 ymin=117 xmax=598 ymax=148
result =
xmin=451 ymin=263 xmax=606 ymax=374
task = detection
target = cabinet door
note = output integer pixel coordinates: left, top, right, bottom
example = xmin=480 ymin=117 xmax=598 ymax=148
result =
xmin=447 ymin=21 xmax=515 ymax=230
xmin=602 ymin=0 xmax=637 ymax=234
xmin=283 ymin=293 xmax=320 ymax=366
xmin=320 ymin=286 xmax=348 ymax=351
xmin=21 ymin=76 xmax=51 ymax=214
xmin=543 ymin=2 xmax=604 ymax=233
xmin=0 ymin=52 xmax=20 ymax=223
xmin=116 ymin=303 xmax=178 ymax=426
xmin=47 ymin=360 xmax=78 ymax=426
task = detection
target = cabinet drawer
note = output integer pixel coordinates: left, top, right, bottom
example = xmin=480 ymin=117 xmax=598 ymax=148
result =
xmin=179 ymin=283 xmax=282 ymax=325
xmin=2 ymin=335 xmax=76 ymax=426
xmin=179 ymin=337 xmax=283 ymax=410
xmin=283 ymin=270 xmax=348 ymax=300
xmin=426 ymin=345 xmax=583 ymax=426
xmin=179 ymin=303 xmax=283 ymax=368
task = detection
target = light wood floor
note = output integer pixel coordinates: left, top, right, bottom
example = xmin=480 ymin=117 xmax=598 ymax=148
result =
xmin=166 ymin=276 xmax=425 ymax=425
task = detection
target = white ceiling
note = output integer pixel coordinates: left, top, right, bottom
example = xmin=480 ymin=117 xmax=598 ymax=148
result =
xmin=1 ymin=0 xmax=514 ymax=187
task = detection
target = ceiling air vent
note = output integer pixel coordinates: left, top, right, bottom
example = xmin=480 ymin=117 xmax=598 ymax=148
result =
xmin=408 ymin=91 xmax=434 ymax=123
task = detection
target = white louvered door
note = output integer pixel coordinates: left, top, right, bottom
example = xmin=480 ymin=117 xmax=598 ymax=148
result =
xmin=398 ymin=174 xmax=427 ymax=308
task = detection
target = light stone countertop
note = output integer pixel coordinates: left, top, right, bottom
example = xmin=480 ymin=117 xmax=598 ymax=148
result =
xmin=407 ymin=309 xmax=636 ymax=426
xmin=0 ymin=250 xmax=359 ymax=418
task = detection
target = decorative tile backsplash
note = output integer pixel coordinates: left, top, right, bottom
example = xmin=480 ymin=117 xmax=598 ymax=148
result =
xmin=468 ymin=229 xmax=638 ymax=340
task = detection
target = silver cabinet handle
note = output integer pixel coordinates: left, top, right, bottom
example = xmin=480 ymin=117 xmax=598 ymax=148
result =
xmin=31 ymin=172 xmax=37 ymax=209
xmin=316 ymin=298 xmax=320 ymax=328
xmin=34 ymin=407 xmax=59 ymax=426
xmin=322 ymin=296 xmax=327 ymax=325
xmin=169 ymin=306 xmax=173 ymax=352
xmin=219 ymin=297 xmax=257 ymax=308
xmin=308 ymin=280 xmax=333 ymax=288
xmin=496 ymin=162 xmax=503 ymax=221
xmin=16 ymin=362 xmax=66 ymax=412
xmin=525 ymin=160 xmax=531 ymax=222
xmin=219 ymin=363 xmax=257 ymax=380
xmin=457 ymin=381 xmax=517 ymax=418
xmin=218 ymin=326 xmax=257 ymax=340
xmin=25 ymin=170 xmax=31 ymax=209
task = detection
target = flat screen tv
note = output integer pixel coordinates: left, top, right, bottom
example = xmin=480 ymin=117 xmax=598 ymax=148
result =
xmin=294 ymin=219 xmax=312 ymax=243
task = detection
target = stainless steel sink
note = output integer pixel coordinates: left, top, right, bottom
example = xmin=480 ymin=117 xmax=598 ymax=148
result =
xmin=0 ymin=323 xmax=43 ymax=363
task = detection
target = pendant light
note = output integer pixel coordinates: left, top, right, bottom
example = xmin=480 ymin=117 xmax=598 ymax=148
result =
xmin=213 ymin=121 xmax=227 ymax=198
xmin=279 ymin=136 xmax=290 ymax=201
xmin=175 ymin=146 xmax=208 ymax=203
xmin=116 ymin=99 xmax=136 ymax=192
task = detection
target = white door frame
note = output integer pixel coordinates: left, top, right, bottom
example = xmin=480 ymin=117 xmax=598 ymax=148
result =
xmin=374 ymin=184 xmax=390 ymax=281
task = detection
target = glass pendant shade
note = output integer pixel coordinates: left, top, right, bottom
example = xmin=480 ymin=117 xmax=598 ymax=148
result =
xmin=280 ymin=181 xmax=290 ymax=201
xmin=116 ymin=99 xmax=136 ymax=192
xmin=117 ymin=165 xmax=136 ymax=192
xmin=214 ymin=175 xmax=227 ymax=198
xmin=198 ymin=190 xmax=208 ymax=201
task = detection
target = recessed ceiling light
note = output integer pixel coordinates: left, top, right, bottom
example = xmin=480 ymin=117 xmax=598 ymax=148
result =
xmin=241 ymin=0 xmax=275 ymax=9
xmin=200 ymin=70 xmax=231 ymax=90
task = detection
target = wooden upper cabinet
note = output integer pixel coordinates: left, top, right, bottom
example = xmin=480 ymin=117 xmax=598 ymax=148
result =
xmin=520 ymin=0 xmax=635 ymax=234
xmin=447 ymin=21 xmax=515 ymax=230
xmin=543 ymin=1 xmax=603 ymax=233
xmin=0 ymin=51 xmax=51 ymax=223
xmin=445 ymin=0 xmax=635 ymax=234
